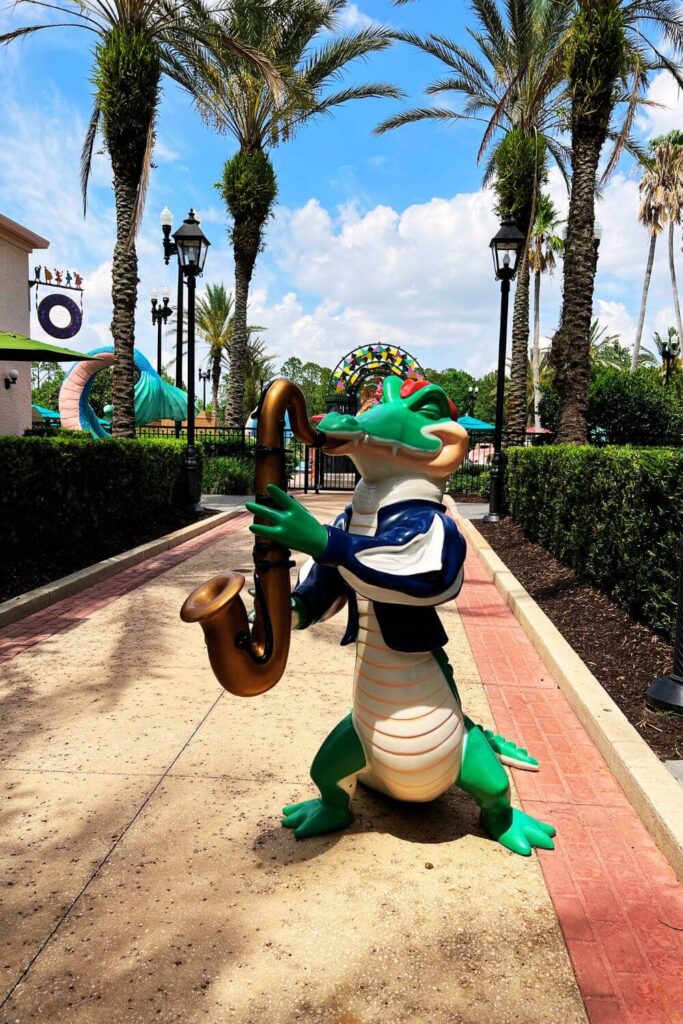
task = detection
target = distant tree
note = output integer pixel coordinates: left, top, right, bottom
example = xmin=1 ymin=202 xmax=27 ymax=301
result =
xmin=220 ymin=335 xmax=277 ymax=421
xmin=589 ymin=320 xmax=631 ymax=371
xmin=424 ymin=367 xmax=474 ymax=416
xmin=472 ymin=370 xmax=500 ymax=426
xmin=31 ymin=363 xmax=65 ymax=410
xmin=240 ymin=337 xmax=277 ymax=417
xmin=528 ymin=195 xmax=563 ymax=428
xmin=279 ymin=356 xmax=333 ymax=413
xmin=634 ymin=132 xmax=683 ymax=367
xmin=640 ymin=326 xmax=683 ymax=384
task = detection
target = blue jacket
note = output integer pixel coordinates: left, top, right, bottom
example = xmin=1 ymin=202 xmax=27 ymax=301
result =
xmin=293 ymin=500 xmax=466 ymax=654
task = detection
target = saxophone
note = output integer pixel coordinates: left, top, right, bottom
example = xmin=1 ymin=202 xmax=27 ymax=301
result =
xmin=180 ymin=379 xmax=326 ymax=697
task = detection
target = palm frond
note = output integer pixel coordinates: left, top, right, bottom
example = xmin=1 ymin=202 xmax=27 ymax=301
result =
xmin=80 ymin=102 xmax=101 ymax=216
xmin=128 ymin=113 xmax=156 ymax=245
xmin=375 ymin=106 xmax=466 ymax=135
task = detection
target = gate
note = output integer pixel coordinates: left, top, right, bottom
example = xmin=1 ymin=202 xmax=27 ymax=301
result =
xmin=301 ymin=445 xmax=358 ymax=493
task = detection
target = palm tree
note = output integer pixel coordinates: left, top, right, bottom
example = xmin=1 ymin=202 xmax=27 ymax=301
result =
xmin=195 ymin=283 xmax=235 ymax=416
xmin=550 ymin=0 xmax=683 ymax=443
xmin=633 ymin=132 xmax=683 ymax=367
xmin=240 ymin=337 xmax=277 ymax=417
xmin=170 ymin=282 xmax=264 ymax=417
xmin=187 ymin=0 xmax=400 ymax=425
xmin=1 ymin=0 xmax=276 ymax=438
xmin=376 ymin=0 xmax=571 ymax=446
xmin=219 ymin=335 xmax=276 ymax=421
xmin=640 ymin=326 xmax=682 ymax=383
xmin=589 ymin=319 xmax=630 ymax=370
xmin=528 ymin=194 xmax=563 ymax=429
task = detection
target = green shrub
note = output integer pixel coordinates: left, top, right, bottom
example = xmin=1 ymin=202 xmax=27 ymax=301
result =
xmin=197 ymin=434 xmax=300 ymax=481
xmin=506 ymin=444 xmax=683 ymax=640
xmin=202 ymin=455 xmax=255 ymax=495
xmin=539 ymin=367 xmax=683 ymax=441
xmin=0 ymin=435 xmax=196 ymax=600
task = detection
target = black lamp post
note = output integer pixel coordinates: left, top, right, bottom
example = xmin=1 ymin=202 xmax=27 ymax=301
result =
xmin=164 ymin=208 xmax=211 ymax=513
xmin=150 ymin=287 xmax=172 ymax=375
xmin=198 ymin=366 xmax=211 ymax=408
xmin=468 ymin=384 xmax=479 ymax=416
xmin=647 ymin=537 xmax=683 ymax=714
xmin=482 ymin=216 xmax=525 ymax=524
xmin=161 ymin=207 xmax=185 ymax=438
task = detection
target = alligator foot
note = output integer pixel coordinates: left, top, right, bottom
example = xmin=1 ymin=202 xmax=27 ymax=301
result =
xmin=281 ymin=799 xmax=353 ymax=839
xmin=481 ymin=806 xmax=556 ymax=856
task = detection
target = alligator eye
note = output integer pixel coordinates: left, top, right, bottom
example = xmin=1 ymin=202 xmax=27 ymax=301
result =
xmin=416 ymin=399 xmax=447 ymax=420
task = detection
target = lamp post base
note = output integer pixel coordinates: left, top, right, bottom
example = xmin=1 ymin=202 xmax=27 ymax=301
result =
xmin=184 ymin=444 xmax=203 ymax=517
xmin=481 ymin=512 xmax=503 ymax=524
xmin=646 ymin=673 xmax=683 ymax=714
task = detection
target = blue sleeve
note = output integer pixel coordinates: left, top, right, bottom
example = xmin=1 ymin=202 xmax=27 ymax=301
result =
xmin=292 ymin=508 xmax=349 ymax=626
xmin=319 ymin=506 xmax=466 ymax=604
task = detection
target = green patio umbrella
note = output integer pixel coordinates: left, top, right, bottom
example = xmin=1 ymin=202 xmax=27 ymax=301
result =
xmin=0 ymin=332 xmax=95 ymax=362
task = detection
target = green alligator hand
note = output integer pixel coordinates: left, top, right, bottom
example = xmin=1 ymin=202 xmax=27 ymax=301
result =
xmin=247 ymin=484 xmax=328 ymax=559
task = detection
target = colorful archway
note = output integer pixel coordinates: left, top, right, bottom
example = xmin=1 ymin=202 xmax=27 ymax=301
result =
xmin=327 ymin=343 xmax=425 ymax=414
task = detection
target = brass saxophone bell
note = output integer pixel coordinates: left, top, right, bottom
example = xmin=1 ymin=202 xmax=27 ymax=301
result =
xmin=180 ymin=379 xmax=325 ymax=697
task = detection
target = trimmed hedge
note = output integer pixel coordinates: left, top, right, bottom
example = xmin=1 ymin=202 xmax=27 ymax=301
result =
xmin=1 ymin=435 xmax=195 ymax=601
xmin=506 ymin=444 xmax=683 ymax=641
xmin=202 ymin=455 xmax=255 ymax=495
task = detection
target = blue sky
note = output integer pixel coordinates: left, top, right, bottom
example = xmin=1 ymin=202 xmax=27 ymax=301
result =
xmin=2 ymin=0 xmax=683 ymax=379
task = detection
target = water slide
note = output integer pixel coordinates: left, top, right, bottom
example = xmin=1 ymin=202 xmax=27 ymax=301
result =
xmin=59 ymin=346 xmax=190 ymax=437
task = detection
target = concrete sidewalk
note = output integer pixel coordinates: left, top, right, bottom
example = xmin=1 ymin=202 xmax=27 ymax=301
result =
xmin=0 ymin=494 xmax=624 ymax=1022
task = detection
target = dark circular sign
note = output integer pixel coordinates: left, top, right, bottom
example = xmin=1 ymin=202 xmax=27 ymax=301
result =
xmin=37 ymin=293 xmax=83 ymax=339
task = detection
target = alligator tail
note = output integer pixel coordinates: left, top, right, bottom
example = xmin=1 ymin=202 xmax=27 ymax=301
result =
xmin=477 ymin=725 xmax=540 ymax=772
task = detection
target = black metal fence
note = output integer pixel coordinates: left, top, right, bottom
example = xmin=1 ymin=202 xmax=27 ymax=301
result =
xmin=121 ymin=423 xmax=683 ymax=496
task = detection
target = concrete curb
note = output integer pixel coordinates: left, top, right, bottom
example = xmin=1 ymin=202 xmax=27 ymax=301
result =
xmin=0 ymin=505 xmax=246 ymax=630
xmin=444 ymin=497 xmax=683 ymax=882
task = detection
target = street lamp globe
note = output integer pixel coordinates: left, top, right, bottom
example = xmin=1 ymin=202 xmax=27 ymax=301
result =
xmin=489 ymin=216 xmax=525 ymax=280
xmin=173 ymin=209 xmax=210 ymax=275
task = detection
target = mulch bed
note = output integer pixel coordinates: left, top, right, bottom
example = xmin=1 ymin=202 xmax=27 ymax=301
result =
xmin=477 ymin=518 xmax=682 ymax=762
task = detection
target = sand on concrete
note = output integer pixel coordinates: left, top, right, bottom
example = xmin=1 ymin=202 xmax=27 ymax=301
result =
xmin=1 ymin=494 xmax=586 ymax=1023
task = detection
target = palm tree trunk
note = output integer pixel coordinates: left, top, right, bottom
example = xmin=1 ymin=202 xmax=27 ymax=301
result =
xmin=532 ymin=267 xmax=542 ymax=430
xmin=226 ymin=231 xmax=257 ymax=427
xmin=550 ymin=130 xmax=602 ymax=443
xmin=507 ymin=254 xmax=531 ymax=444
xmin=669 ymin=220 xmax=683 ymax=342
xmin=110 ymin=169 xmax=138 ymax=438
xmin=211 ymin=353 xmax=221 ymax=424
xmin=632 ymin=232 xmax=657 ymax=370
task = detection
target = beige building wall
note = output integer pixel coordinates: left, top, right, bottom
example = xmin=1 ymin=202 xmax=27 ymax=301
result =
xmin=0 ymin=215 xmax=49 ymax=436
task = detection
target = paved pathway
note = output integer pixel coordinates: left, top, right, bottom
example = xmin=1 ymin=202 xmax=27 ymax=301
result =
xmin=0 ymin=494 xmax=680 ymax=1023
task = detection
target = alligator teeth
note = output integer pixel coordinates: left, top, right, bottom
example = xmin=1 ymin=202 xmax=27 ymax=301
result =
xmin=353 ymin=433 xmax=363 ymax=446
xmin=391 ymin=444 xmax=399 ymax=457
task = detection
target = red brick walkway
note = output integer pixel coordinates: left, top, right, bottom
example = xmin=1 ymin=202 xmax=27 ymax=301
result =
xmin=457 ymin=546 xmax=683 ymax=1024
xmin=0 ymin=513 xmax=249 ymax=664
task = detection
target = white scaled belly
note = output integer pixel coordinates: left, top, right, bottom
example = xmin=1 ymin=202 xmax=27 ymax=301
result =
xmin=352 ymin=598 xmax=464 ymax=802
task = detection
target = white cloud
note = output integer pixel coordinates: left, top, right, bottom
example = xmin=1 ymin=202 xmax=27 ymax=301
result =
xmin=636 ymin=71 xmax=683 ymax=141
xmin=336 ymin=3 xmax=379 ymax=30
